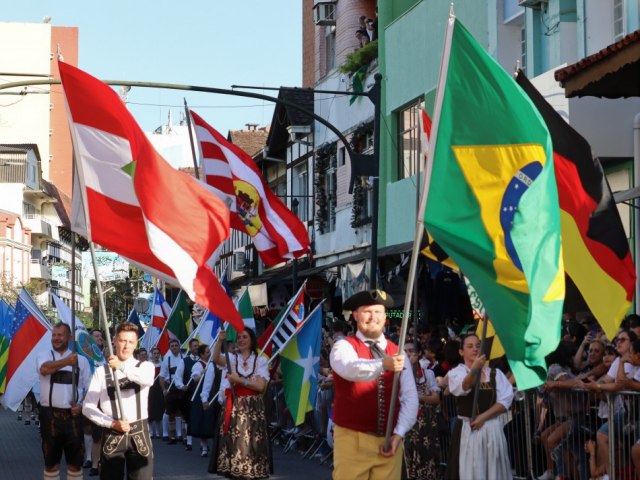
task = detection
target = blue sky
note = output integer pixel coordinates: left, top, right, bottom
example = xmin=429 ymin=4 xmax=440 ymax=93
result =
xmin=3 ymin=0 xmax=302 ymax=134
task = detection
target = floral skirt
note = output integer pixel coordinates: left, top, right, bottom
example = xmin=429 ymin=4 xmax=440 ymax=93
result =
xmin=404 ymin=404 xmax=441 ymax=480
xmin=216 ymin=395 xmax=271 ymax=480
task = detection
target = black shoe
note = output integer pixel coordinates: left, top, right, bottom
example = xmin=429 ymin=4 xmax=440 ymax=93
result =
xmin=88 ymin=468 xmax=99 ymax=477
xmin=168 ymin=438 xmax=177 ymax=445
xmin=24 ymin=420 xmax=30 ymax=425
xmin=185 ymin=444 xmax=192 ymax=451
xmin=83 ymin=461 xmax=92 ymax=469
xmin=162 ymin=436 xmax=169 ymax=442
xmin=17 ymin=414 xmax=22 ymax=421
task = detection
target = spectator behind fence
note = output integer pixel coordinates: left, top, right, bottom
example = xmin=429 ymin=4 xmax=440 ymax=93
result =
xmin=538 ymin=341 xmax=583 ymax=480
xmin=582 ymin=329 xmax=638 ymax=478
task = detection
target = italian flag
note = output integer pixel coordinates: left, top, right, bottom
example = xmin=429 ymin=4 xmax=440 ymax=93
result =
xmin=59 ymin=62 xmax=243 ymax=332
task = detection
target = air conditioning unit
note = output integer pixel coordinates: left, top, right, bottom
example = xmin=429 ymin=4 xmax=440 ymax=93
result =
xmin=518 ymin=0 xmax=548 ymax=8
xmin=232 ymin=251 xmax=246 ymax=272
xmin=314 ymin=1 xmax=336 ymax=26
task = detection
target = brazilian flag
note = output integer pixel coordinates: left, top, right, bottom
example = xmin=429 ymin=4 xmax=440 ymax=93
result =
xmin=424 ymin=18 xmax=564 ymax=390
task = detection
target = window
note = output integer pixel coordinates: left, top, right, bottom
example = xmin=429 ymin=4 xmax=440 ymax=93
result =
xmin=325 ymin=156 xmax=337 ymax=232
xmin=338 ymin=146 xmax=346 ymax=167
xmin=325 ymin=25 xmax=336 ymax=72
xmin=292 ymin=163 xmax=309 ymax=223
xmin=613 ymin=0 xmax=625 ymax=41
xmin=397 ymin=99 xmax=425 ymax=179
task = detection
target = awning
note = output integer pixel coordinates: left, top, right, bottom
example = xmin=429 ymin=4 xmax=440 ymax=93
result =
xmin=554 ymin=29 xmax=640 ymax=98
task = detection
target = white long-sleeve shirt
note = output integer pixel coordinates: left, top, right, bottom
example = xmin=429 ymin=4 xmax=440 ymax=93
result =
xmin=200 ymin=363 xmax=223 ymax=404
xmin=37 ymin=349 xmax=92 ymax=408
xmin=159 ymin=352 xmax=183 ymax=383
xmin=329 ymin=331 xmax=419 ymax=437
xmin=174 ymin=354 xmax=199 ymax=389
xmin=447 ymin=364 xmax=514 ymax=411
xmin=82 ymin=357 xmax=155 ymax=428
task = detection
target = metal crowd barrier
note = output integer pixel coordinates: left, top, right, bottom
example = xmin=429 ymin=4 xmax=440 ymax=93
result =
xmin=264 ymin=376 xmax=640 ymax=479
xmin=437 ymin=387 xmax=640 ymax=480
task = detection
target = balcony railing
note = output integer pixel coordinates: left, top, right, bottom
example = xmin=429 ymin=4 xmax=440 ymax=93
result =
xmin=23 ymin=215 xmax=53 ymax=238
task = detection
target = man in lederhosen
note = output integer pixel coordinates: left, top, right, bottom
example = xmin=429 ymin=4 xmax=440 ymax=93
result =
xmin=37 ymin=322 xmax=92 ymax=480
xmin=159 ymin=338 xmax=184 ymax=443
xmin=174 ymin=338 xmax=200 ymax=450
xmin=83 ymin=322 xmax=155 ymax=479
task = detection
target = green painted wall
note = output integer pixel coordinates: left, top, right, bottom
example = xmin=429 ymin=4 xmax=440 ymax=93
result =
xmin=378 ymin=0 xmax=491 ymax=248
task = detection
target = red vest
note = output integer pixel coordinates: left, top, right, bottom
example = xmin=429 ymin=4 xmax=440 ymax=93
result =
xmin=332 ymin=336 xmax=400 ymax=435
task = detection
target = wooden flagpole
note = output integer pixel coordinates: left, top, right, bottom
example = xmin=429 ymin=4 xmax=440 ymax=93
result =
xmin=184 ymin=99 xmax=201 ymax=180
xmin=383 ymin=9 xmax=456 ymax=452
xmin=89 ymin=241 xmax=125 ymax=419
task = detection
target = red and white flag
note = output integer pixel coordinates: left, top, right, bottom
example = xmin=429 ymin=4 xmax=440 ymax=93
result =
xmin=139 ymin=287 xmax=172 ymax=354
xmin=2 ymin=290 xmax=52 ymax=411
xmin=190 ymin=110 xmax=310 ymax=266
xmin=59 ymin=62 xmax=243 ymax=332
xmin=419 ymin=108 xmax=432 ymax=158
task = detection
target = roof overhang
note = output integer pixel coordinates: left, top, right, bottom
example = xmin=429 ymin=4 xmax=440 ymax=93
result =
xmin=555 ymin=30 xmax=640 ymax=98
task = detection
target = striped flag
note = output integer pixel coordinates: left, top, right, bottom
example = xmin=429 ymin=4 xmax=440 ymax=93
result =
xmin=516 ymin=70 xmax=636 ymax=339
xmin=140 ymin=287 xmax=171 ymax=353
xmin=269 ymin=287 xmax=306 ymax=358
xmin=2 ymin=290 xmax=52 ymax=411
xmin=59 ymin=62 xmax=242 ymax=331
xmin=190 ymin=110 xmax=310 ymax=266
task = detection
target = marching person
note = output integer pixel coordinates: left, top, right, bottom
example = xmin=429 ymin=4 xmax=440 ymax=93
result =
xmin=188 ymin=344 xmax=216 ymax=457
xmin=174 ymin=338 xmax=200 ymax=450
xmin=86 ymin=328 xmax=107 ymax=476
xmin=37 ymin=322 xmax=91 ymax=480
xmin=445 ymin=333 xmax=514 ymax=480
xmin=82 ymin=322 xmax=155 ymax=479
xmin=330 ymin=289 xmax=419 ymax=480
xmin=159 ymin=339 xmax=184 ymax=443
xmin=212 ymin=328 xmax=271 ymax=479
xmin=147 ymin=347 xmax=164 ymax=439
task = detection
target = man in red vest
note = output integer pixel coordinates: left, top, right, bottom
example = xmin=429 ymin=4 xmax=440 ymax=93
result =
xmin=330 ymin=289 xmax=418 ymax=479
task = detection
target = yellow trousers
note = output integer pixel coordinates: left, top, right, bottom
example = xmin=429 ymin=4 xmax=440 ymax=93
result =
xmin=332 ymin=425 xmax=403 ymax=480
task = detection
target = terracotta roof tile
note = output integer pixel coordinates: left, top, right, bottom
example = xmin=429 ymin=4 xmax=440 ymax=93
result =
xmin=227 ymin=128 xmax=269 ymax=157
xmin=555 ymin=29 xmax=640 ymax=82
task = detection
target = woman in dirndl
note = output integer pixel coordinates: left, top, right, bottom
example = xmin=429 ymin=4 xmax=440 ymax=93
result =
xmin=212 ymin=328 xmax=270 ymax=479
xmin=445 ymin=334 xmax=514 ymax=480
xmin=403 ymin=342 xmax=442 ymax=480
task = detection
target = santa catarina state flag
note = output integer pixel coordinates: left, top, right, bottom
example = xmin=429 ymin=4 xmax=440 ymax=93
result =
xmin=59 ymin=62 xmax=243 ymax=332
xmin=516 ymin=70 xmax=635 ymax=340
xmin=190 ymin=110 xmax=310 ymax=266
xmin=424 ymin=17 xmax=564 ymax=390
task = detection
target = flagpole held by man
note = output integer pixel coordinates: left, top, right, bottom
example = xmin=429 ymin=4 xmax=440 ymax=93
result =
xmin=82 ymin=322 xmax=155 ymax=479
xmin=330 ymin=289 xmax=418 ymax=480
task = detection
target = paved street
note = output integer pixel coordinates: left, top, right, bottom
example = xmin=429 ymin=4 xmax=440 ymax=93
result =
xmin=0 ymin=407 xmax=332 ymax=479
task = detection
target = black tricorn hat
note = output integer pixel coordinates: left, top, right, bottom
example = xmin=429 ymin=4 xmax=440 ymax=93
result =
xmin=343 ymin=289 xmax=394 ymax=311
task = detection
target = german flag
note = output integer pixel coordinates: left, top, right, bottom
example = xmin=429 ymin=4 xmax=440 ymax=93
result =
xmin=516 ymin=70 xmax=636 ymax=340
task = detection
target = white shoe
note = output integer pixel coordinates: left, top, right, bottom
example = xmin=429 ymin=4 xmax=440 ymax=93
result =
xmin=538 ymin=471 xmax=554 ymax=480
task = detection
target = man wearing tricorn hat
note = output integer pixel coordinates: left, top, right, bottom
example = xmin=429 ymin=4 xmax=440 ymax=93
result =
xmin=330 ymin=289 xmax=418 ymax=479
